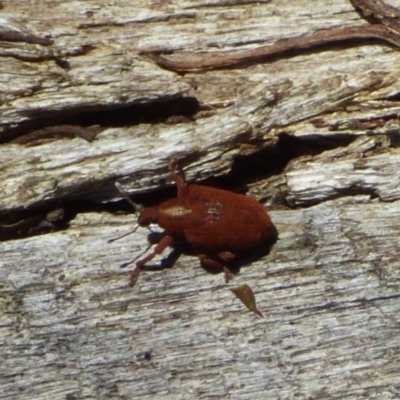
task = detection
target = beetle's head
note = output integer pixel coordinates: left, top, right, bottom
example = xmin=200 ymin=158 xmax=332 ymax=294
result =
xmin=138 ymin=206 xmax=159 ymax=227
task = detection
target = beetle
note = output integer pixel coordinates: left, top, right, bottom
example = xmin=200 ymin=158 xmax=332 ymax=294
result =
xmin=125 ymin=161 xmax=276 ymax=287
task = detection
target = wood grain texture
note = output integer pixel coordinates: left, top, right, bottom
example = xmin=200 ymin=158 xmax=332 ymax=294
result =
xmin=1 ymin=0 xmax=400 ymax=399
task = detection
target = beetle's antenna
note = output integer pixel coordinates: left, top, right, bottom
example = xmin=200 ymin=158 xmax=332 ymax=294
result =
xmin=107 ymin=224 xmax=140 ymax=243
xmin=115 ymin=182 xmax=143 ymax=212
xmin=108 ymin=182 xmax=144 ymax=243
xmin=119 ymin=243 xmax=152 ymax=268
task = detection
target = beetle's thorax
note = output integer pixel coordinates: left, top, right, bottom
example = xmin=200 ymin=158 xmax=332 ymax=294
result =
xmin=157 ymin=198 xmax=192 ymax=233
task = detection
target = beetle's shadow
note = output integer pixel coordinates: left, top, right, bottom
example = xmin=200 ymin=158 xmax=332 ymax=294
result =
xmin=140 ymin=228 xmax=278 ymax=277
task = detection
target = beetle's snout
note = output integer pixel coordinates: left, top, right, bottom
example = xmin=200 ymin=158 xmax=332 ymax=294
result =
xmin=138 ymin=207 xmax=159 ymax=227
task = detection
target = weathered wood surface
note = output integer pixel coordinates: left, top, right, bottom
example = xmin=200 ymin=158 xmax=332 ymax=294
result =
xmin=2 ymin=0 xmax=400 ymax=399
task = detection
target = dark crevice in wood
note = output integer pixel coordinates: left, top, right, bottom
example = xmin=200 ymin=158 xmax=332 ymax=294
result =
xmin=0 ymin=97 xmax=200 ymax=144
xmin=0 ymin=199 xmax=135 ymax=242
xmin=8 ymin=125 xmax=102 ymax=146
xmin=67 ymin=97 xmax=199 ymax=127
xmin=0 ymin=207 xmax=70 ymax=241
xmin=387 ymin=130 xmax=400 ymax=147
xmin=187 ymin=0 xmax=271 ymax=10
xmin=203 ymin=132 xmax=357 ymax=191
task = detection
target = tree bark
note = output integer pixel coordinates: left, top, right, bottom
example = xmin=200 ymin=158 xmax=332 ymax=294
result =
xmin=1 ymin=1 xmax=400 ymax=399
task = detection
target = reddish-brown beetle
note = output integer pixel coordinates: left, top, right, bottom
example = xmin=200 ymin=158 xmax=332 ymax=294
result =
xmin=123 ymin=161 xmax=276 ymax=287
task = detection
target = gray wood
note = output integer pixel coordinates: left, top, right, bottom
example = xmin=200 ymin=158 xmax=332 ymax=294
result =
xmin=1 ymin=0 xmax=400 ymax=399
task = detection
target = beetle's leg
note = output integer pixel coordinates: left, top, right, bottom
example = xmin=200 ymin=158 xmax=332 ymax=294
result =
xmin=218 ymin=252 xmax=236 ymax=282
xmin=169 ymin=160 xmax=188 ymax=200
xmin=218 ymin=251 xmax=236 ymax=262
xmin=197 ymin=254 xmax=233 ymax=283
xmin=223 ymin=267 xmax=234 ymax=283
xmin=129 ymin=234 xmax=174 ymax=287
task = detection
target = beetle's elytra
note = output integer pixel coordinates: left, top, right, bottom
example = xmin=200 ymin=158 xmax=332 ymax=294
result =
xmin=128 ymin=161 xmax=276 ymax=287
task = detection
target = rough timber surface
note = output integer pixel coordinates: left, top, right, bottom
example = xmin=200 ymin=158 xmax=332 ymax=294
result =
xmin=1 ymin=0 xmax=400 ymax=399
